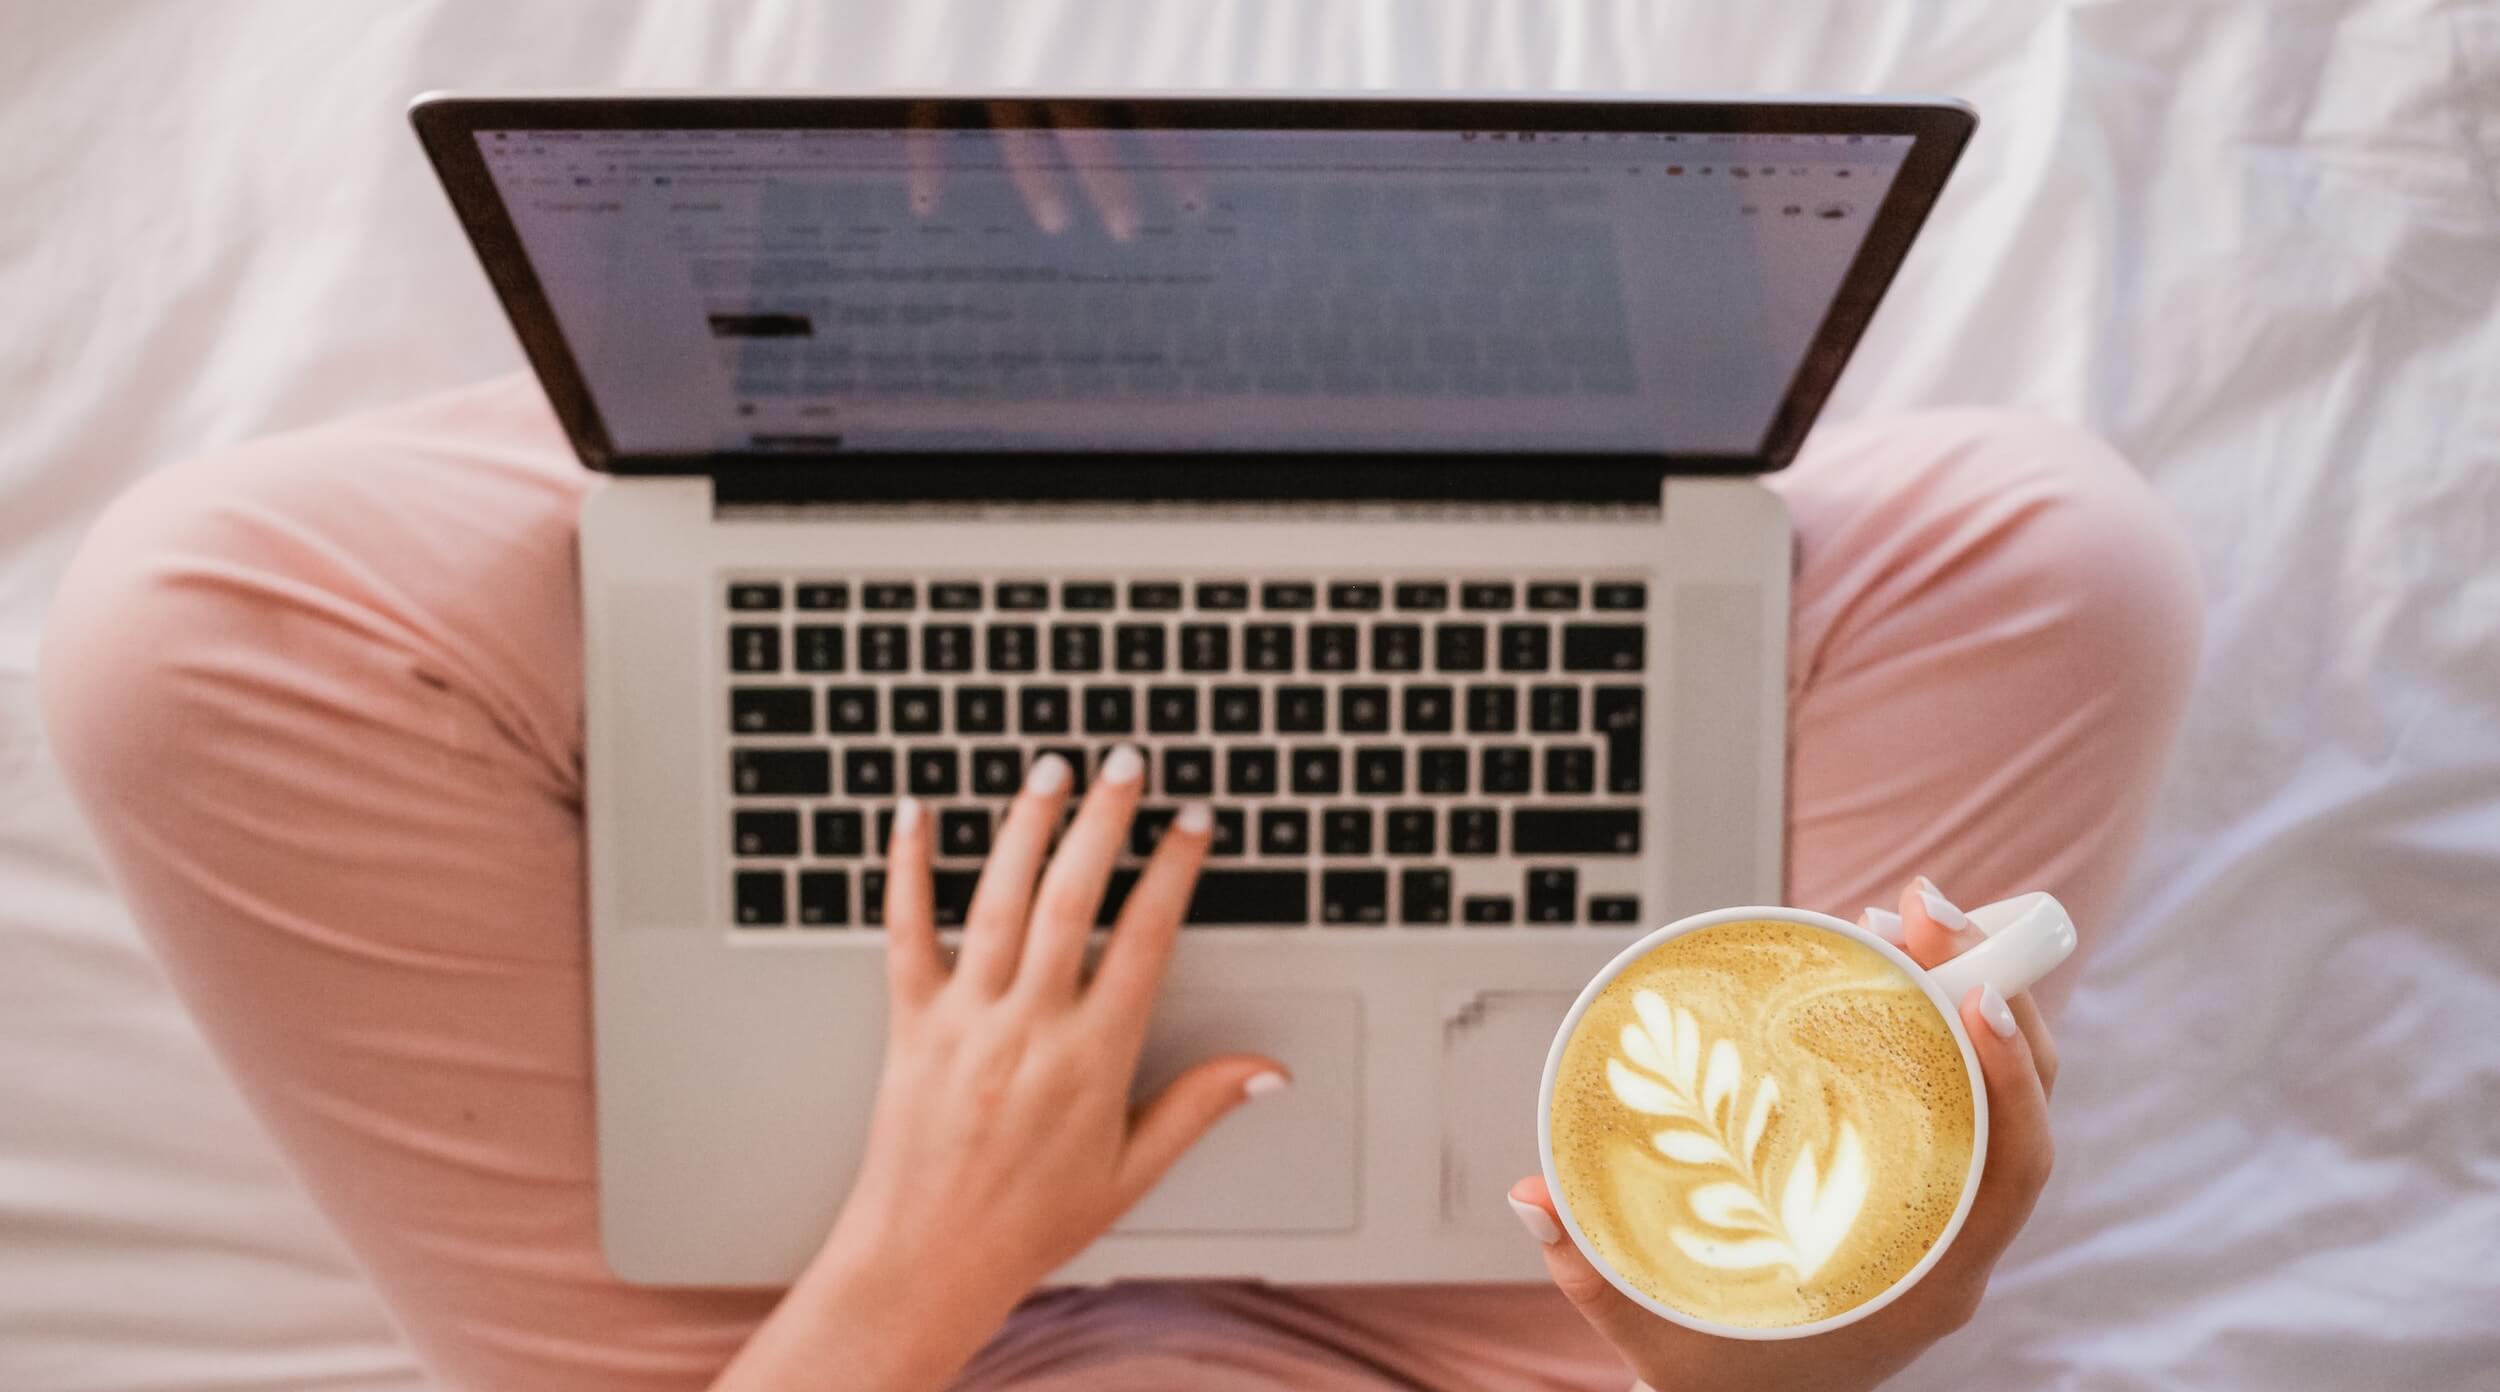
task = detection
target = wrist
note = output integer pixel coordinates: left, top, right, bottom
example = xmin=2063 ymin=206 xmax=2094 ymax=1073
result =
xmin=709 ymin=1218 xmax=1025 ymax=1392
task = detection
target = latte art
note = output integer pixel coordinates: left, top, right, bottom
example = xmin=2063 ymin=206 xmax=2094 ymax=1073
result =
xmin=1550 ymin=920 xmax=1975 ymax=1328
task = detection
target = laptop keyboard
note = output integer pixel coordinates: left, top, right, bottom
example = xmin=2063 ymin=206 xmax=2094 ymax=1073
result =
xmin=722 ymin=576 xmax=1649 ymax=931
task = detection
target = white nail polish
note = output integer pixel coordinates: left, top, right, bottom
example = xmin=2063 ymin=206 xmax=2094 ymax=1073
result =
xmin=1980 ymin=984 xmax=2019 ymax=1039
xmin=1509 ymin=1195 xmax=1563 ymax=1246
xmin=1025 ymin=752 xmax=1069 ymax=794
xmin=1243 ymin=1071 xmax=1289 ymax=1099
xmin=1860 ymin=906 xmax=1905 ymax=944
xmin=1100 ymin=744 xmax=1144 ymax=786
xmin=1915 ymin=877 xmax=1971 ymax=932
xmin=893 ymin=796 xmax=922 ymax=835
xmin=1176 ymin=801 xmax=1214 ymax=833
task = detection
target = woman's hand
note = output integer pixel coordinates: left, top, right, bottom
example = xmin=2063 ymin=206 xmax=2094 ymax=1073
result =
xmin=713 ymin=748 xmax=1284 ymax=1392
xmin=1509 ymin=877 xmax=2061 ymax=1392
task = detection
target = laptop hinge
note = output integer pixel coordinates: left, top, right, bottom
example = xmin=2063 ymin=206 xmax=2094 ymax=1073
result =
xmin=695 ymin=453 xmax=1707 ymax=509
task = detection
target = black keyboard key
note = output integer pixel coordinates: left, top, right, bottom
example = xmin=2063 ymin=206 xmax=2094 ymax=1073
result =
xmin=1063 ymin=582 xmax=1117 ymax=611
xmin=1339 ymin=686 xmax=1391 ymax=733
xmin=1258 ymin=808 xmax=1309 ymax=855
xmin=729 ymin=625 xmax=781 ymax=673
xmin=874 ymin=684 xmax=932 ymax=732
xmin=874 ymin=806 xmax=898 ymax=855
xmin=922 ymin=624 xmax=974 ymax=672
xmin=1322 ymin=807 xmax=1373 ymax=856
xmin=1402 ymin=685 xmax=1454 ymax=733
xmin=1227 ymin=747 xmax=1279 ymax=796
xmin=1129 ymin=581 xmax=1183 ymax=611
xmin=1401 ymin=868 xmax=1452 ymax=925
xmin=843 ymin=748 xmax=896 ymax=797
xmin=733 ymin=748 xmax=830 ymax=796
xmin=728 ymin=582 xmax=783 ymax=611
xmin=1462 ymin=582 xmax=1515 ymax=610
xmin=1179 ymin=624 xmax=1231 ymax=673
xmin=940 ymin=808 xmax=991 ymax=857
xmin=796 ymin=582 xmax=849 ymax=611
xmin=1244 ymin=624 xmax=1294 ymax=672
xmin=1594 ymin=686 xmax=1644 ymax=794
xmin=1261 ymin=581 xmax=1316 ymax=610
xmin=731 ymin=687 xmax=813 ymax=735
xmin=735 ymin=870 xmax=788 ymax=925
xmin=860 ymin=870 xmax=885 ymax=926
xmin=1212 ymin=686 xmax=1263 ymax=733
xmin=1467 ymin=684 xmax=1518 ymax=733
xmin=986 ymin=623 xmax=1039 ymax=673
xmin=1451 ymin=807 xmax=1500 ymax=855
xmin=1276 ymin=685 xmax=1327 ymax=733
xmin=1386 ymin=807 xmax=1436 ymax=855
xmin=1418 ymin=747 xmax=1470 ymax=794
xmin=1308 ymin=624 xmax=1360 ymax=671
xmin=1593 ymin=582 xmax=1648 ymax=611
xmin=1527 ymin=867 xmax=1578 ymax=924
xmin=906 ymin=747 xmax=959 ymax=796
xmin=1329 ymin=581 xmax=1382 ymax=611
xmin=930 ymin=582 xmax=982 ymax=611
xmin=1482 ymin=745 xmax=1533 ymax=794
xmin=1590 ymin=895 xmax=1642 ymax=924
xmin=1164 ymin=746 xmax=1215 ymax=796
xmin=1527 ymin=582 xmax=1581 ymax=611
xmin=1034 ymin=744 xmax=1089 ymax=796
xmin=932 ymin=870 xmax=980 ymax=927
xmin=1372 ymin=623 xmax=1424 ymax=672
xmin=826 ymin=686 xmax=878 ymax=734
xmin=996 ymin=580 xmax=1050 ymax=610
xmin=1052 ymin=623 xmax=1104 ymax=673
xmin=1530 ymin=685 xmax=1582 ymax=733
xmin=864 ymin=582 xmax=915 ymax=611
xmin=1083 ymin=686 xmax=1135 ymax=735
xmin=1116 ymin=624 xmax=1168 ymax=672
xmin=1545 ymin=746 xmax=1597 ymax=795
xmin=860 ymin=624 xmax=909 ymax=672
xmin=1499 ymin=623 xmax=1551 ymax=672
xmin=1184 ymin=869 xmax=1307 ymax=924
xmin=1195 ymin=581 xmax=1250 ymax=610
xmin=1463 ymin=894 xmax=1515 ymax=925
xmin=1354 ymin=745 xmax=1405 ymax=795
xmin=1020 ymin=686 xmax=1072 ymax=734
xmin=1129 ymin=807 xmax=1177 ymax=857
xmin=1146 ymin=686 xmax=1199 ymax=734
xmin=1321 ymin=868 xmax=1388 ymax=925
xmin=1095 ymin=868 xmax=1143 ymax=926
xmin=814 ymin=808 xmax=866 ymax=856
xmin=1395 ymin=581 xmax=1449 ymax=611
xmin=955 ymin=686 xmax=1008 ymax=734
xmin=1289 ymin=746 xmax=1342 ymax=795
xmin=1513 ymin=808 xmax=1641 ymax=855
xmin=797 ymin=869 xmax=850 ymax=926
xmin=734 ymin=808 xmax=800 ymax=856
xmin=794 ymin=624 xmax=846 ymax=673
xmin=1435 ymin=623 xmax=1488 ymax=672
xmin=1563 ymin=624 xmax=1646 ymax=672
xmin=1209 ymin=808 xmax=1247 ymax=857
xmin=970 ymin=746 xmax=1024 ymax=795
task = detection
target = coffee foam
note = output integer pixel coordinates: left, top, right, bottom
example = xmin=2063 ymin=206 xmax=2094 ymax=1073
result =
xmin=1550 ymin=920 xmax=1975 ymax=1329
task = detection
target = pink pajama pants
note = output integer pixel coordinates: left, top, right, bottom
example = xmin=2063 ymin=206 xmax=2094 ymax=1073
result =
xmin=38 ymin=375 xmax=2200 ymax=1391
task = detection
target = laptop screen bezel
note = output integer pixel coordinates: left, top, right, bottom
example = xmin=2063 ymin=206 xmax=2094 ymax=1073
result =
xmin=410 ymin=93 xmax=1974 ymax=495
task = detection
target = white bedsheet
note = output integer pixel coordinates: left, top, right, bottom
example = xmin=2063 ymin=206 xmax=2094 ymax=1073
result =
xmin=5 ymin=2 xmax=2496 ymax=1388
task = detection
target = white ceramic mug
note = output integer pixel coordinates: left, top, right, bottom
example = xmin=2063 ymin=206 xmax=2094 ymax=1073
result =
xmin=1536 ymin=893 xmax=2076 ymax=1340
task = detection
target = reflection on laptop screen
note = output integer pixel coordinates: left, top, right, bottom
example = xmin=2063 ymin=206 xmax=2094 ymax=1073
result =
xmin=480 ymin=126 xmax=1913 ymax=455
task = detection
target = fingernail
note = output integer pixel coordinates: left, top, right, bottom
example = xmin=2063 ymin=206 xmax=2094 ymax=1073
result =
xmin=1980 ymin=984 xmax=2019 ymax=1039
xmin=893 ymin=796 xmax=922 ymax=835
xmin=1026 ymin=752 xmax=1070 ymax=795
xmin=1860 ymin=906 xmax=1905 ymax=944
xmin=1509 ymin=1195 xmax=1563 ymax=1246
xmin=1243 ymin=1071 xmax=1289 ymax=1100
xmin=1915 ymin=876 xmax=1971 ymax=932
xmin=1100 ymin=744 xmax=1144 ymax=786
xmin=1175 ymin=801 xmax=1214 ymax=833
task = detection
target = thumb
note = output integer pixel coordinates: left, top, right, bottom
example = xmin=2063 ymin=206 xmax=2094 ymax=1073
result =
xmin=1117 ymin=1055 xmax=1288 ymax=1203
xmin=1508 ymin=1176 xmax=1659 ymax=1352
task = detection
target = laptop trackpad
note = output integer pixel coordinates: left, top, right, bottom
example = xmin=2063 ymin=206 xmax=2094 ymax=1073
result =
xmin=1115 ymin=989 xmax=1361 ymax=1234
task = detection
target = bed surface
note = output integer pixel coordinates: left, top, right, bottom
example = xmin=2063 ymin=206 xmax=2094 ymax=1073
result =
xmin=5 ymin=2 xmax=2497 ymax=1388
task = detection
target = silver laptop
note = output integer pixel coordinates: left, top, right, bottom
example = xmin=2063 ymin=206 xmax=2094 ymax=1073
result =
xmin=412 ymin=91 xmax=1973 ymax=1286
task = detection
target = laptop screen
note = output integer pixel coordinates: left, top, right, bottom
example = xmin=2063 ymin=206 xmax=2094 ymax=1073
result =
xmin=475 ymin=123 xmax=1916 ymax=457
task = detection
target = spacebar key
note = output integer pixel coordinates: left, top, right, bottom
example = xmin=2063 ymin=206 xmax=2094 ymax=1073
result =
xmin=1512 ymin=808 xmax=1641 ymax=855
xmin=1184 ymin=870 xmax=1310 ymax=925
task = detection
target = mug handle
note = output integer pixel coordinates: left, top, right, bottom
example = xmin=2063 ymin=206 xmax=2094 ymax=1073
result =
xmin=1922 ymin=892 xmax=2077 ymax=1008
